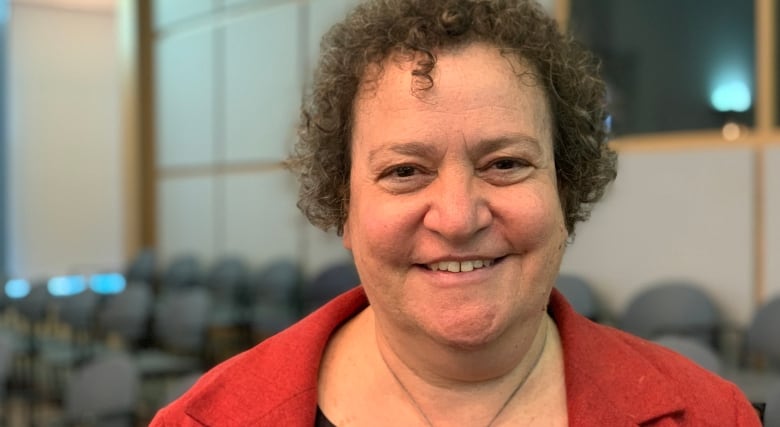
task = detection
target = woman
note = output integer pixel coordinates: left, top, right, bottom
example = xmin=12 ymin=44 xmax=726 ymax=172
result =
xmin=152 ymin=1 xmax=760 ymax=425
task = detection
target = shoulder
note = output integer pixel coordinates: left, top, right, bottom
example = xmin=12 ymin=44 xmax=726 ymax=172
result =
xmin=151 ymin=287 xmax=369 ymax=426
xmin=597 ymin=324 xmax=758 ymax=425
xmin=550 ymin=290 xmax=760 ymax=426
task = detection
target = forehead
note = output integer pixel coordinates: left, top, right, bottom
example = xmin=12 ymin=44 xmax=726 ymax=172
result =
xmin=353 ymin=43 xmax=552 ymax=147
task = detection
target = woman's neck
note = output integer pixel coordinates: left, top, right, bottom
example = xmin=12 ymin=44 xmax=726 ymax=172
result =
xmin=369 ymin=308 xmax=554 ymax=425
xmin=371 ymin=306 xmax=549 ymax=386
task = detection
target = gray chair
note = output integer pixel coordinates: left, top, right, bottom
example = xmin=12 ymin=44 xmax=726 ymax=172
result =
xmin=206 ymin=256 xmax=251 ymax=327
xmin=253 ymin=259 xmax=304 ymax=309
xmin=135 ymin=287 xmax=211 ymax=378
xmin=12 ymin=281 xmax=50 ymax=325
xmin=620 ymin=280 xmax=720 ymax=348
xmin=61 ymin=352 xmax=140 ymax=427
xmin=6 ymin=282 xmax=49 ymax=393
xmin=36 ymin=289 xmax=102 ymax=399
xmin=745 ymin=295 xmax=780 ymax=368
xmin=250 ymin=259 xmax=303 ymax=341
xmin=160 ymin=371 xmax=202 ymax=407
xmin=95 ymin=283 xmax=154 ymax=348
xmin=555 ymin=274 xmax=602 ymax=321
xmin=300 ymin=261 xmax=360 ymax=315
xmin=160 ymin=254 xmax=202 ymax=290
xmin=653 ymin=334 xmax=723 ymax=375
xmin=133 ymin=287 xmax=210 ymax=417
xmin=765 ymin=379 xmax=780 ymax=427
xmin=125 ymin=248 xmax=157 ymax=285
xmin=0 ymin=331 xmax=15 ymax=423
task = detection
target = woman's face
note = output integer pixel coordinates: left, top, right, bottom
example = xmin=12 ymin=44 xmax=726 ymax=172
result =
xmin=343 ymin=43 xmax=568 ymax=349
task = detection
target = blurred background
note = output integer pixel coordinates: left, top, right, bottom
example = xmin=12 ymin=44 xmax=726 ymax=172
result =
xmin=0 ymin=0 xmax=779 ymax=425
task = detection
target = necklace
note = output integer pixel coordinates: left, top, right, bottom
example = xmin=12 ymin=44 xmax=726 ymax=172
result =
xmin=378 ymin=319 xmax=550 ymax=427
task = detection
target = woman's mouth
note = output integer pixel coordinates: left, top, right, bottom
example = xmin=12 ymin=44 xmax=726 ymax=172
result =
xmin=423 ymin=257 xmax=503 ymax=273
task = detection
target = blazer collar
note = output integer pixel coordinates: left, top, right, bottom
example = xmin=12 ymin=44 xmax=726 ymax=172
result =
xmin=184 ymin=288 xmax=687 ymax=426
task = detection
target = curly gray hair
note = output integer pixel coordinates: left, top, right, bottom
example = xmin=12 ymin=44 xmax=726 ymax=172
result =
xmin=287 ymin=0 xmax=617 ymax=237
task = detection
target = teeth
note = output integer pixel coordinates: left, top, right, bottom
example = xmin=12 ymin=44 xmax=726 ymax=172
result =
xmin=428 ymin=259 xmax=495 ymax=272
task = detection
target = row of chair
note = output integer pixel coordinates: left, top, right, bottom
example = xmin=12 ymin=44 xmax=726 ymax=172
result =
xmin=0 ymin=251 xmax=362 ymax=425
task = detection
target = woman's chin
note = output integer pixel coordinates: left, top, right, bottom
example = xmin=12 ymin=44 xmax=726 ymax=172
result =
xmin=424 ymin=312 xmax=506 ymax=351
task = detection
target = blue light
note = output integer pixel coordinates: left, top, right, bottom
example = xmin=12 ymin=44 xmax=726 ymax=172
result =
xmin=5 ymin=279 xmax=31 ymax=299
xmin=711 ymin=81 xmax=752 ymax=112
xmin=89 ymin=273 xmax=126 ymax=295
xmin=47 ymin=275 xmax=87 ymax=297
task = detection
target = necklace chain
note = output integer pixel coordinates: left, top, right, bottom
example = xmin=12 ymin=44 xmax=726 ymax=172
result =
xmin=379 ymin=319 xmax=549 ymax=427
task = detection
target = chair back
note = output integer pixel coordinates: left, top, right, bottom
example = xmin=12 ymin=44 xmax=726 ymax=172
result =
xmin=300 ymin=261 xmax=359 ymax=314
xmin=153 ymin=287 xmax=211 ymax=354
xmin=13 ymin=282 xmax=50 ymax=324
xmin=746 ymin=296 xmax=780 ymax=366
xmin=764 ymin=379 xmax=780 ymax=427
xmin=53 ymin=289 xmax=100 ymax=332
xmin=621 ymin=280 xmax=720 ymax=346
xmin=161 ymin=371 xmax=202 ymax=406
xmin=556 ymin=274 xmax=601 ymax=321
xmin=125 ymin=248 xmax=156 ymax=284
xmin=249 ymin=259 xmax=303 ymax=340
xmin=160 ymin=255 xmax=202 ymax=289
xmin=207 ymin=256 xmax=251 ymax=305
xmin=96 ymin=283 xmax=153 ymax=347
xmin=653 ymin=334 xmax=723 ymax=374
xmin=63 ymin=352 xmax=139 ymax=427
xmin=253 ymin=259 xmax=303 ymax=306
xmin=0 ymin=332 xmax=14 ymax=399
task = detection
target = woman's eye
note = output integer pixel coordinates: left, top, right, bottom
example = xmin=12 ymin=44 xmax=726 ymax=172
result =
xmin=479 ymin=157 xmax=534 ymax=185
xmin=393 ymin=165 xmax=416 ymax=177
xmin=491 ymin=158 xmax=527 ymax=170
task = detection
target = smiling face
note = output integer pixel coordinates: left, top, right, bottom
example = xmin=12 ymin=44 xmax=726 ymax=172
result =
xmin=343 ymin=43 xmax=568 ymax=350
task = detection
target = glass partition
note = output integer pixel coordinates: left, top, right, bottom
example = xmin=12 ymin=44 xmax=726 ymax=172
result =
xmin=569 ymin=0 xmax=755 ymax=137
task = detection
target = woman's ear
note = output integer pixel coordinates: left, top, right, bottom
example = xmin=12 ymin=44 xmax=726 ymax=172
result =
xmin=341 ymin=221 xmax=352 ymax=251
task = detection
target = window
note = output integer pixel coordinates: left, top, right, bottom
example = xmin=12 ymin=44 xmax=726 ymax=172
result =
xmin=569 ymin=0 xmax=755 ymax=136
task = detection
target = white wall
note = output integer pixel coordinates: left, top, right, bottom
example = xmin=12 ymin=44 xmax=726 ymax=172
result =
xmin=561 ymin=147 xmax=756 ymax=325
xmin=6 ymin=2 xmax=125 ymax=278
xmin=765 ymin=144 xmax=780 ymax=301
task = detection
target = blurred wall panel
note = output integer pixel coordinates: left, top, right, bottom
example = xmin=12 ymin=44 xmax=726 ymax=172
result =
xmin=221 ymin=171 xmax=300 ymax=264
xmin=155 ymin=29 xmax=215 ymax=168
xmin=765 ymin=145 xmax=780 ymax=302
xmin=157 ymin=176 xmax=216 ymax=265
xmin=224 ymin=3 xmax=301 ymax=162
xmin=153 ymin=0 xmax=214 ymax=29
xmin=7 ymin=3 xmax=123 ymax=278
xmin=306 ymin=0 xmax=361 ymax=71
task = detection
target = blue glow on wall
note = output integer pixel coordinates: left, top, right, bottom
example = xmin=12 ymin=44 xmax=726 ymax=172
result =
xmin=5 ymin=279 xmax=30 ymax=299
xmin=711 ymin=81 xmax=752 ymax=112
xmin=47 ymin=275 xmax=86 ymax=296
xmin=89 ymin=273 xmax=126 ymax=294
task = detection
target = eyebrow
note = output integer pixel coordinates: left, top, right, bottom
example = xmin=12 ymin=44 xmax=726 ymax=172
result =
xmin=468 ymin=133 xmax=543 ymax=161
xmin=367 ymin=141 xmax=440 ymax=164
xmin=366 ymin=133 xmax=544 ymax=164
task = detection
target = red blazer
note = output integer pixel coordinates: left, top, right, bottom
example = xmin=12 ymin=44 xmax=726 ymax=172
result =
xmin=151 ymin=288 xmax=760 ymax=426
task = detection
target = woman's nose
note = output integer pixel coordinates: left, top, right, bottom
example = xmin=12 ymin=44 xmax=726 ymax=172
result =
xmin=422 ymin=172 xmax=492 ymax=242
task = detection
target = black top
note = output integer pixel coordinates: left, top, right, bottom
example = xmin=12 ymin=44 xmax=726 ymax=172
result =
xmin=315 ymin=406 xmax=337 ymax=427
